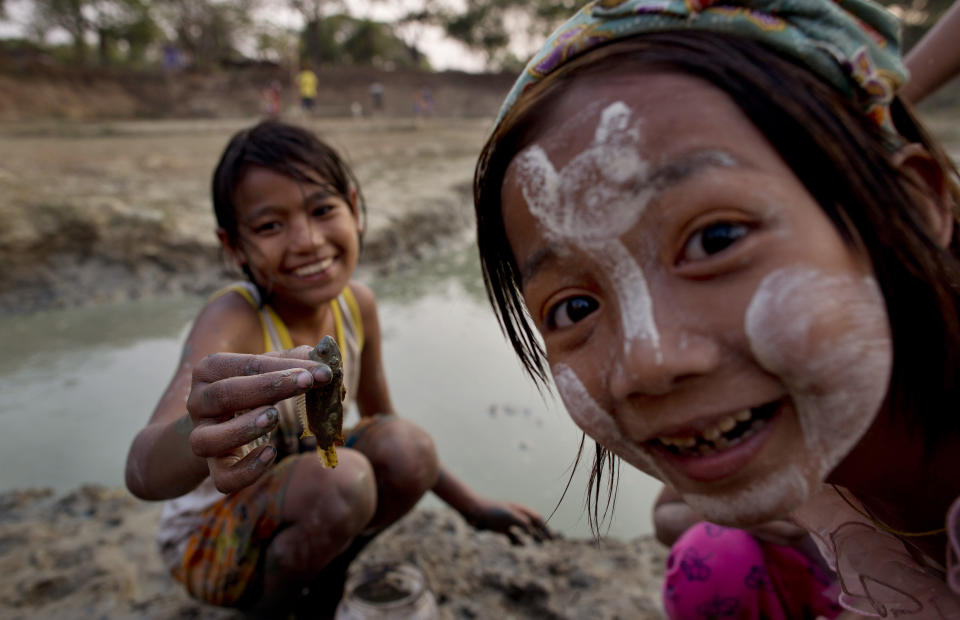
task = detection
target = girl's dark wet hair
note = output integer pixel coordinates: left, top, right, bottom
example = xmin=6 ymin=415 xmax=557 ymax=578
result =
xmin=212 ymin=120 xmax=366 ymax=294
xmin=474 ymin=31 xmax=960 ymax=533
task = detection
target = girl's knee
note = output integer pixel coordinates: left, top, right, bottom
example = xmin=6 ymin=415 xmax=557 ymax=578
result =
xmin=355 ymin=417 xmax=439 ymax=493
xmin=287 ymin=452 xmax=377 ymax=538
xmin=375 ymin=419 xmax=439 ymax=494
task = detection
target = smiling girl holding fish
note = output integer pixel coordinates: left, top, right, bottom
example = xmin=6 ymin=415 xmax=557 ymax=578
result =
xmin=474 ymin=0 xmax=960 ymax=614
xmin=125 ymin=121 xmax=549 ymax=616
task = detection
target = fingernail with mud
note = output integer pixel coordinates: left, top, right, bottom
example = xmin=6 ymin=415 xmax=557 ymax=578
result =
xmin=295 ymin=370 xmax=313 ymax=388
xmin=256 ymin=407 xmax=277 ymax=429
xmin=259 ymin=445 xmax=276 ymax=464
xmin=311 ymin=364 xmax=331 ymax=383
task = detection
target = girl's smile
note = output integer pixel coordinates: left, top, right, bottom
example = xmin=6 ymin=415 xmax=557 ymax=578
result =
xmin=224 ymin=165 xmax=361 ymax=312
xmin=501 ymin=71 xmax=893 ymax=525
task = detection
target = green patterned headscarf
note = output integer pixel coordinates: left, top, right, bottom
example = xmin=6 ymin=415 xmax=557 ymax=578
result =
xmin=495 ymin=0 xmax=907 ymax=131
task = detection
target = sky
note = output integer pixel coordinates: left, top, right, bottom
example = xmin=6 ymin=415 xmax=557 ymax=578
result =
xmin=0 ymin=0 xmax=492 ymax=72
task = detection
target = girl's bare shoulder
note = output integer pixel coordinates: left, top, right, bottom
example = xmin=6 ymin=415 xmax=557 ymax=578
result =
xmin=187 ymin=288 xmax=264 ymax=356
xmin=347 ymin=280 xmax=378 ymax=317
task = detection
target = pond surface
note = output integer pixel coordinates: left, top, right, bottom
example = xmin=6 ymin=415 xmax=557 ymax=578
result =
xmin=0 ymin=243 xmax=661 ymax=540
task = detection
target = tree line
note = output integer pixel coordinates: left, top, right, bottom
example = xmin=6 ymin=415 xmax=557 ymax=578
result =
xmin=1 ymin=0 xmax=952 ymax=72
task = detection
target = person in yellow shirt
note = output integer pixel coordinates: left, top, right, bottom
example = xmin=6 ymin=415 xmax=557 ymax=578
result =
xmin=297 ymin=65 xmax=318 ymax=113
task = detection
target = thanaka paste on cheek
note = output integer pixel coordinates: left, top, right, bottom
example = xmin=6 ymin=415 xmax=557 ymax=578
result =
xmin=683 ymin=465 xmax=810 ymax=526
xmin=515 ymin=102 xmax=661 ymax=361
xmin=552 ymin=363 xmax=665 ymax=480
xmin=554 ymin=363 xmax=812 ymax=526
xmin=745 ymin=266 xmax=892 ymax=481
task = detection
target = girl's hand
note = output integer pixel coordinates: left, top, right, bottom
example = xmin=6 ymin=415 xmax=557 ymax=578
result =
xmin=186 ymin=348 xmax=332 ymax=494
xmin=463 ymin=499 xmax=554 ymax=545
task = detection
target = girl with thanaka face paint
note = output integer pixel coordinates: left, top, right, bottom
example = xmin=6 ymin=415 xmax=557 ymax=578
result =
xmin=474 ymin=0 xmax=960 ymax=615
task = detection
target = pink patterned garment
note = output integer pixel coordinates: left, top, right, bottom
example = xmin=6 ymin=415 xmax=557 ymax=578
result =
xmin=662 ymin=522 xmax=842 ymax=619
xmin=792 ymin=485 xmax=960 ymax=617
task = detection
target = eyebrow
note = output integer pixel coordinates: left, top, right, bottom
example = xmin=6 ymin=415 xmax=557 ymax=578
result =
xmin=243 ymin=188 xmax=338 ymax=221
xmin=645 ymin=149 xmax=740 ymax=191
xmin=520 ymin=244 xmax=561 ymax=286
xmin=517 ymin=149 xmax=741 ymax=286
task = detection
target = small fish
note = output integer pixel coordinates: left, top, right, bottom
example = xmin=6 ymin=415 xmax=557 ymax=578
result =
xmin=296 ymin=335 xmax=346 ymax=468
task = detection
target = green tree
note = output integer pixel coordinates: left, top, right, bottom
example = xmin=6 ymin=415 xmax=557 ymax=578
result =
xmin=254 ymin=23 xmax=299 ymax=64
xmin=294 ymin=13 xmax=422 ymax=68
xmin=91 ymin=0 xmax=159 ymax=65
xmin=33 ymin=0 xmax=90 ymax=64
xmin=155 ymin=0 xmax=258 ymax=68
xmin=341 ymin=18 xmax=422 ymax=68
xmin=286 ymin=0 xmax=343 ymax=65
xmin=403 ymin=0 xmax=579 ymax=69
xmin=30 ymin=0 xmax=159 ymax=66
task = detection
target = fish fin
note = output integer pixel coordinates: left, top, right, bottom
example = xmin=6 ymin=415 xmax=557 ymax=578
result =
xmin=296 ymin=394 xmax=313 ymax=438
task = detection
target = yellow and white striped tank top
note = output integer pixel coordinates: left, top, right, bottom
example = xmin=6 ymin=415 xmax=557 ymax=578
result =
xmin=217 ymin=280 xmax=364 ymax=419
xmin=156 ymin=282 xmax=364 ymax=570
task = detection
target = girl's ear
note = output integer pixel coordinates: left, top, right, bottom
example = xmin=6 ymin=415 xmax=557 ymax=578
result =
xmin=348 ymin=186 xmax=363 ymax=234
xmin=216 ymin=227 xmax=246 ymax=267
xmin=892 ymin=143 xmax=954 ymax=248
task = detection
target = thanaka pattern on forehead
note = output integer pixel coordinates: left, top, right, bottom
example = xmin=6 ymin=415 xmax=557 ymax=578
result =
xmin=514 ymin=101 xmax=661 ymax=361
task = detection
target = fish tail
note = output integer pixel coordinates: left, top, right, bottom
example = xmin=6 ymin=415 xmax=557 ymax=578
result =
xmin=318 ymin=445 xmax=338 ymax=468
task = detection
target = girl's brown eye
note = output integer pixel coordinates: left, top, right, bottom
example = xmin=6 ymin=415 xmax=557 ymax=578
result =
xmin=254 ymin=221 xmax=281 ymax=234
xmin=683 ymin=221 xmax=748 ymax=262
xmin=547 ymin=295 xmax=599 ymax=329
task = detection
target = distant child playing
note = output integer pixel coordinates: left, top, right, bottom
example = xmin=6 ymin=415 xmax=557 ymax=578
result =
xmin=125 ymin=121 xmax=549 ymax=615
xmin=297 ymin=66 xmax=317 ymax=113
xmin=473 ymin=0 xmax=960 ymax=615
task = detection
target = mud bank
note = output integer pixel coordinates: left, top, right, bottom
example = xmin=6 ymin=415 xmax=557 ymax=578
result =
xmin=0 ymin=117 xmax=489 ymax=315
xmin=0 ymin=486 xmax=667 ymax=619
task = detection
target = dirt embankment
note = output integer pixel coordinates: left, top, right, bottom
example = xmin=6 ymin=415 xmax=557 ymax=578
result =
xmin=0 ymin=64 xmax=517 ymax=122
xmin=0 ymin=116 xmax=494 ymax=315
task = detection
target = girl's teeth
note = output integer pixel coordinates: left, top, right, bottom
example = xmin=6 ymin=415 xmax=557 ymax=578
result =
xmin=717 ymin=416 xmax=737 ymax=432
xmin=295 ymin=258 xmax=334 ymax=276
xmin=658 ymin=408 xmax=763 ymax=452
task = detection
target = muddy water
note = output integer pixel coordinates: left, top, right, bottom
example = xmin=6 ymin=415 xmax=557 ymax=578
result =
xmin=0 ymin=242 xmax=661 ymax=540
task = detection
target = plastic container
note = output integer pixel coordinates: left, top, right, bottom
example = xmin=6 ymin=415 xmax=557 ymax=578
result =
xmin=333 ymin=562 xmax=439 ymax=620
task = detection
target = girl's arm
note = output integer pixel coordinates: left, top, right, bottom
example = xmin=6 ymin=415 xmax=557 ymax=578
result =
xmin=431 ymin=467 xmax=552 ymax=543
xmin=902 ymin=2 xmax=960 ymax=104
xmin=351 ymin=283 xmax=551 ymax=542
xmin=351 ymin=282 xmax=396 ymax=418
xmin=125 ymin=294 xmax=326 ymax=500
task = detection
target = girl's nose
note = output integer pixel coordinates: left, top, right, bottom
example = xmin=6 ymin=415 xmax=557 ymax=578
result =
xmin=608 ymin=329 xmax=720 ymax=399
xmin=290 ymin=213 xmax=324 ymax=252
